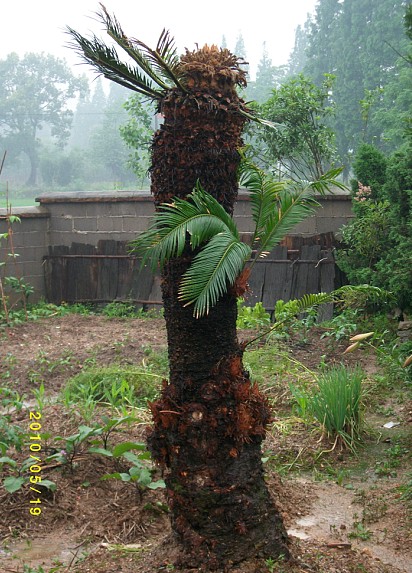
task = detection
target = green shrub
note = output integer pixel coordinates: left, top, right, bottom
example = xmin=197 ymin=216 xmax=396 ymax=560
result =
xmin=336 ymin=143 xmax=412 ymax=312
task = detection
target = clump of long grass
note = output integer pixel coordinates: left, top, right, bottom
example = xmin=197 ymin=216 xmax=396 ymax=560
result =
xmin=290 ymin=364 xmax=365 ymax=451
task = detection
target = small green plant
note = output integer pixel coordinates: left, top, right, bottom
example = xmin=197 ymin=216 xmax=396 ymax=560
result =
xmin=265 ymin=554 xmax=286 ymax=572
xmin=49 ymin=425 xmax=103 ymax=470
xmin=236 ymin=299 xmax=271 ymax=329
xmin=0 ymin=415 xmax=25 ymax=454
xmin=0 ymin=455 xmax=56 ymax=494
xmin=321 ymin=308 xmax=360 ymax=341
xmin=101 ymin=443 xmax=165 ymax=500
xmin=349 ymin=520 xmax=372 ymax=541
xmin=0 ymin=386 xmax=26 ymax=413
xmin=291 ymin=364 xmax=365 ymax=451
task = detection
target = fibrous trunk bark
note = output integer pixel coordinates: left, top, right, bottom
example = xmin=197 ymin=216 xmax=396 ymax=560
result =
xmin=147 ymin=47 xmax=288 ymax=569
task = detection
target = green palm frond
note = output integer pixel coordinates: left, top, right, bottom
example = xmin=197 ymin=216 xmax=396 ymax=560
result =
xmin=306 ymin=167 xmax=347 ymax=194
xmin=255 ymin=185 xmax=320 ymax=259
xmin=130 ymin=28 xmax=187 ymax=92
xmin=129 ymin=184 xmax=239 ymax=272
xmin=239 ymin=159 xmax=289 ymax=242
xmin=179 ymin=232 xmax=252 ymax=318
xmin=66 ymin=4 xmax=185 ymax=100
xmin=66 ymin=27 xmax=163 ymax=99
xmin=130 ymin=160 xmax=348 ymax=319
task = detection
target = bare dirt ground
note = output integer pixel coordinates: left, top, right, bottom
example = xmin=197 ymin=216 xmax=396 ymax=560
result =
xmin=0 ymin=314 xmax=411 ymax=573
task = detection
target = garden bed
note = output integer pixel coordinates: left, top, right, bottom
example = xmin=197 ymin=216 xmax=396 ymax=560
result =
xmin=0 ymin=313 xmax=411 ymax=573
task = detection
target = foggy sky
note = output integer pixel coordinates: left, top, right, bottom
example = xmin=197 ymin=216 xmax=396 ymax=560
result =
xmin=2 ymin=0 xmax=317 ymax=80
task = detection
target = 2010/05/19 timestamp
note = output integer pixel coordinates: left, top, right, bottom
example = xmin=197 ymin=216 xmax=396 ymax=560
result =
xmin=28 ymin=411 xmax=43 ymax=516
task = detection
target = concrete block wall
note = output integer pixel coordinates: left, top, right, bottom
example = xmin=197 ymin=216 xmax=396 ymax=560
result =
xmin=234 ymin=192 xmax=353 ymax=237
xmin=0 ymin=206 xmax=49 ymax=300
xmin=0 ymin=189 xmax=354 ymax=303
xmin=40 ymin=191 xmax=154 ymax=247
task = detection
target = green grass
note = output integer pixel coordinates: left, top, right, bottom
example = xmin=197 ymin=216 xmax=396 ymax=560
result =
xmin=62 ymin=350 xmax=169 ymax=411
xmin=0 ymin=196 xmax=39 ymax=208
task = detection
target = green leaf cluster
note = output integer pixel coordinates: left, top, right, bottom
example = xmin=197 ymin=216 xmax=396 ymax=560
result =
xmin=130 ymin=160 xmax=342 ymax=318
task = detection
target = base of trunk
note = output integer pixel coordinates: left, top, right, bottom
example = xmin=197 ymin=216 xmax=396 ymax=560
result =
xmin=148 ymin=356 xmax=289 ymax=569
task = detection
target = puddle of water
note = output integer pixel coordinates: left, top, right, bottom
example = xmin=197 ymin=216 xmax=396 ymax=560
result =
xmin=287 ymin=528 xmax=310 ymax=540
xmin=289 ymin=479 xmax=412 ymax=573
xmin=1 ymin=534 xmax=89 ymax=568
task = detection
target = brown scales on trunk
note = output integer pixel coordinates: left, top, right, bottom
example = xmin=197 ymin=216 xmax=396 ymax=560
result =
xmin=147 ymin=45 xmax=289 ymax=569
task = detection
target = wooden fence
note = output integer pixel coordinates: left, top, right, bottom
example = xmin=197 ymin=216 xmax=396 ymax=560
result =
xmin=44 ymin=234 xmax=343 ymax=319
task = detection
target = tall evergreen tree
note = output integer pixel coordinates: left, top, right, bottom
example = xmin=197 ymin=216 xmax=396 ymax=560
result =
xmin=234 ymin=32 xmax=250 ymax=77
xmin=300 ymin=0 xmax=409 ymax=168
xmin=287 ymin=21 xmax=311 ymax=76
xmin=247 ymin=43 xmax=287 ymax=103
xmin=70 ymin=78 xmax=107 ymax=149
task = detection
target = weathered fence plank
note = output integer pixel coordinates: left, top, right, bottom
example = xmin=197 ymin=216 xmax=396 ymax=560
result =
xmin=262 ymin=246 xmax=288 ymax=312
xmin=96 ymin=240 xmax=119 ymax=301
xmin=43 ymin=237 xmax=344 ymax=315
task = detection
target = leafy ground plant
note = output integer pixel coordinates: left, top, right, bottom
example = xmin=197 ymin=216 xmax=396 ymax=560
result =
xmin=236 ymin=299 xmax=271 ymax=329
xmin=290 ymin=364 xmax=366 ymax=451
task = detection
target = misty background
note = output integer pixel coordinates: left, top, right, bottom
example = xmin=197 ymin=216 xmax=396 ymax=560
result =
xmin=0 ymin=0 xmax=410 ymax=205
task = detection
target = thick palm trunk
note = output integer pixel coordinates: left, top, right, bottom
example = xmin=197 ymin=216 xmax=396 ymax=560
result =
xmin=147 ymin=46 xmax=288 ymax=568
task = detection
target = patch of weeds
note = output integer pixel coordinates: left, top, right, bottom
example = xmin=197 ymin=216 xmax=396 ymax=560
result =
xmin=318 ymin=464 xmax=352 ymax=487
xmin=0 ymin=352 xmax=17 ymax=381
xmin=62 ymin=352 xmax=168 ymax=413
xmin=374 ymin=442 xmax=409 ymax=478
xmin=349 ymin=520 xmax=372 ymax=541
xmin=399 ymin=472 xmax=412 ymax=501
xmin=290 ymin=364 xmax=366 ymax=451
xmin=101 ymin=301 xmax=164 ymax=319
xmin=354 ymin=489 xmax=388 ymax=524
xmin=265 ymin=554 xmax=287 ymax=572
xmin=58 ymin=301 xmax=94 ymax=315
xmin=243 ymin=341 xmax=303 ymax=392
xmin=22 ymin=564 xmax=64 ymax=573
xmin=102 ymin=301 xmax=140 ymax=318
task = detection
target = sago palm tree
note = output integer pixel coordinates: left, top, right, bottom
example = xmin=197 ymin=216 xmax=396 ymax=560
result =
xmin=67 ymin=6 xmax=342 ymax=568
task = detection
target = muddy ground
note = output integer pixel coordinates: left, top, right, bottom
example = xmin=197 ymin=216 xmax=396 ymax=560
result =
xmin=0 ymin=314 xmax=411 ymax=573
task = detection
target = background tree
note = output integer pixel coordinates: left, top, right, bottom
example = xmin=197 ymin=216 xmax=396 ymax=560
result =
xmin=0 ymin=52 xmax=86 ymax=186
xmin=246 ymin=43 xmax=287 ymax=103
xmin=287 ymin=20 xmax=311 ymax=76
xmin=120 ymin=94 xmax=152 ymax=185
xmin=248 ymin=73 xmax=337 ymax=181
xmin=292 ymin=0 xmax=410 ymax=170
xmin=234 ymin=32 xmax=250 ymax=77
xmin=67 ymin=7 xmax=288 ymax=568
xmin=336 ymin=141 xmax=412 ymax=312
xmin=70 ymin=78 xmax=107 ymax=149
